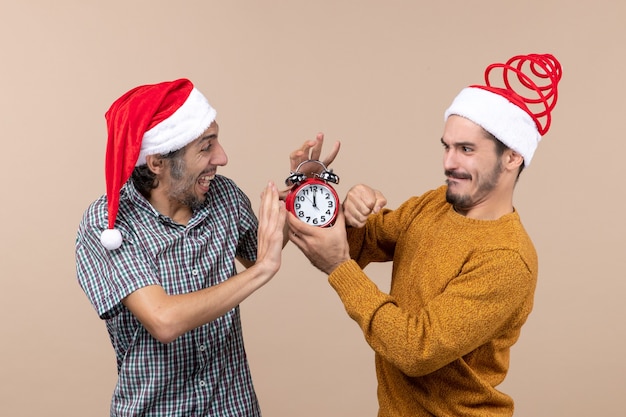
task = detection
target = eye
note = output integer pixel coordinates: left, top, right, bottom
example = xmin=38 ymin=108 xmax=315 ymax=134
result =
xmin=462 ymin=146 xmax=473 ymax=152
xmin=201 ymin=141 xmax=214 ymax=152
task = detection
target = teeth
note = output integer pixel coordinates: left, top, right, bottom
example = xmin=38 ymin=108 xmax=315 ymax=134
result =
xmin=198 ymin=175 xmax=213 ymax=186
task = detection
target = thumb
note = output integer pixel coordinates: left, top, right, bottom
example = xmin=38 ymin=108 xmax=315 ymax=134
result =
xmin=333 ymin=205 xmax=347 ymax=229
xmin=372 ymin=191 xmax=387 ymax=213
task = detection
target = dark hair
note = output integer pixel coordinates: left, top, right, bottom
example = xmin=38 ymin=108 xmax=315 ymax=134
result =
xmin=131 ymin=147 xmax=186 ymax=199
xmin=482 ymin=129 xmax=525 ymax=178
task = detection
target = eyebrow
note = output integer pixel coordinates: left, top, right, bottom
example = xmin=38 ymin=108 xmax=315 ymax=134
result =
xmin=197 ymin=133 xmax=218 ymax=145
xmin=441 ymin=137 xmax=475 ymax=147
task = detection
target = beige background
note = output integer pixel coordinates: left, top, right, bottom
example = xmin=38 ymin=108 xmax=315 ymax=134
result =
xmin=1 ymin=1 xmax=624 ymax=416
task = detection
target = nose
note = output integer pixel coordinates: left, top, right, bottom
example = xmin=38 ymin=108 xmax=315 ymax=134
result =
xmin=212 ymin=142 xmax=228 ymax=166
xmin=443 ymin=148 xmax=457 ymax=172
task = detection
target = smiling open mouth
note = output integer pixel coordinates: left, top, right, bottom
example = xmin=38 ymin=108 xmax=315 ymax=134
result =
xmin=198 ymin=174 xmax=214 ymax=188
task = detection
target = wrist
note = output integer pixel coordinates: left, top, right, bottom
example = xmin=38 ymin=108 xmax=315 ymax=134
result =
xmin=324 ymin=256 xmax=350 ymax=275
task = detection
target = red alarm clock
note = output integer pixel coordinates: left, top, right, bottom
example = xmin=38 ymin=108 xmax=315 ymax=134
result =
xmin=285 ymin=160 xmax=340 ymax=227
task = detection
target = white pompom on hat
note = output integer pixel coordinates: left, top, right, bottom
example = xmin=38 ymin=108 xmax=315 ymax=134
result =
xmin=444 ymin=54 xmax=562 ymax=167
xmin=100 ymin=78 xmax=216 ymax=250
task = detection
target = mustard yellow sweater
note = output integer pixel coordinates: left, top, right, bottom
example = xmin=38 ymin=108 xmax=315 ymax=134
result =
xmin=329 ymin=186 xmax=537 ymax=417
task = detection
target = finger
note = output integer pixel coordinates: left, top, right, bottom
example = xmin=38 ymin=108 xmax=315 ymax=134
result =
xmin=333 ymin=205 xmax=346 ymax=229
xmin=286 ymin=211 xmax=318 ymax=239
xmin=372 ymin=191 xmax=388 ymax=213
xmin=286 ymin=211 xmax=306 ymax=235
xmin=343 ymin=204 xmax=367 ymax=228
xmin=269 ymin=186 xmax=287 ymax=234
xmin=288 ymin=229 xmax=304 ymax=249
xmin=273 ymin=202 xmax=287 ymax=237
xmin=321 ymin=140 xmax=341 ymax=167
xmin=290 ymin=140 xmax=317 ymax=171
xmin=289 ymin=150 xmax=304 ymax=172
xmin=278 ymin=187 xmax=290 ymax=201
xmin=258 ymin=182 xmax=275 ymax=227
xmin=264 ymin=182 xmax=282 ymax=221
xmin=345 ymin=193 xmax=374 ymax=217
xmin=287 ymin=215 xmax=319 ymax=251
xmin=309 ymin=133 xmax=324 ymax=162
xmin=287 ymin=221 xmax=304 ymax=246
xmin=342 ymin=192 xmax=373 ymax=227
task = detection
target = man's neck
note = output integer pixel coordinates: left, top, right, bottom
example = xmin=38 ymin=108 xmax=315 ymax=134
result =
xmin=149 ymin=191 xmax=193 ymax=226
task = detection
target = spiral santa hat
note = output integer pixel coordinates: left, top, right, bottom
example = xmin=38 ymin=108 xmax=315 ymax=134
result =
xmin=100 ymin=78 xmax=216 ymax=250
xmin=444 ymin=53 xmax=562 ymax=167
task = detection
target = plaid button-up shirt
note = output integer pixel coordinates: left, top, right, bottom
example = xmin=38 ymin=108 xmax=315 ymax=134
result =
xmin=76 ymin=176 xmax=261 ymax=416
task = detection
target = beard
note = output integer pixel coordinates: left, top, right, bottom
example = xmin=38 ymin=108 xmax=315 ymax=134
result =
xmin=168 ymin=156 xmax=208 ymax=212
xmin=174 ymin=189 xmax=207 ymax=212
xmin=445 ymin=160 xmax=503 ymax=210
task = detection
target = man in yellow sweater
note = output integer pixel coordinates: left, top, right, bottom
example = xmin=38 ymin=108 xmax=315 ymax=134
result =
xmin=287 ymin=54 xmax=563 ymax=416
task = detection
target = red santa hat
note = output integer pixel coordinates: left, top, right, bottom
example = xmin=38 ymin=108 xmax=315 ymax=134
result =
xmin=444 ymin=53 xmax=562 ymax=167
xmin=100 ymin=78 xmax=216 ymax=250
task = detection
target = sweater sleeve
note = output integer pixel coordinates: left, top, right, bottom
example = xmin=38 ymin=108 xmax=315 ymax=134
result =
xmin=347 ymin=196 xmax=424 ymax=267
xmin=328 ymin=248 xmax=536 ymax=377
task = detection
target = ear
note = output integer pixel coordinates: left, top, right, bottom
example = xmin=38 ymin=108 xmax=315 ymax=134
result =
xmin=145 ymin=154 xmax=166 ymax=175
xmin=504 ymin=149 xmax=524 ymax=172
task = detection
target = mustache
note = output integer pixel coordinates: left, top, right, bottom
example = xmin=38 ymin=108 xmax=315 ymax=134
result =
xmin=445 ymin=170 xmax=471 ymax=180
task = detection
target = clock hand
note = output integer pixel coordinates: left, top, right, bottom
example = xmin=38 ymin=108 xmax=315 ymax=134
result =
xmin=302 ymin=194 xmax=318 ymax=210
xmin=313 ymin=189 xmax=317 ymax=208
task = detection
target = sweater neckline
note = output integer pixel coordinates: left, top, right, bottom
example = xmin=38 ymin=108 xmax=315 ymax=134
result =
xmin=446 ymin=202 xmax=519 ymax=225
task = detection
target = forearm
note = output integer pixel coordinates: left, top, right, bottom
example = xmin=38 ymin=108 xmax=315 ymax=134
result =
xmin=329 ymin=262 xmax=453 ymax=376
xmin=123 ymin=261 xmax=276 ymax=344
xmin=329 ymin=258 xmax=534 ymax=377
xmin=346 ymin=209 xmax=400 ymax=266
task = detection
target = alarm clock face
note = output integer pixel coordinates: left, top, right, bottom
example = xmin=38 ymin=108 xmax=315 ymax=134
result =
xmin=289 ymin=180 xmax=339 ymax=227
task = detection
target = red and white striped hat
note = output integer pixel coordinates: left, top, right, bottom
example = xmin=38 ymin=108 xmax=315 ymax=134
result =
xmin=445 ymin=54 xmax=562 ymax=167
xmin=101 ymin=78 xmax=216 ymax=250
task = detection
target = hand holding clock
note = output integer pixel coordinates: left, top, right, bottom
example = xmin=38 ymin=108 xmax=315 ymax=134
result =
xmin=287 ymin=204 xmax=351 ymax=275
xmin=287 ymin=183 xmax=388 ymax=275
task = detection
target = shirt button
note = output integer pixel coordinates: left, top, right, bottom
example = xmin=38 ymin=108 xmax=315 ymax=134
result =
xmin=192 ymin=269 xmax=199 ymax=276
xmin=199 ymin=380 xmax=207 ymax=387
xmin=198 ymin=344 xmax=206 ymax=351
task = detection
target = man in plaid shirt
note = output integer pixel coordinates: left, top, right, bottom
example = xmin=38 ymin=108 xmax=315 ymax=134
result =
xmin=76 ymin=78 xmax=337 ymax=416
